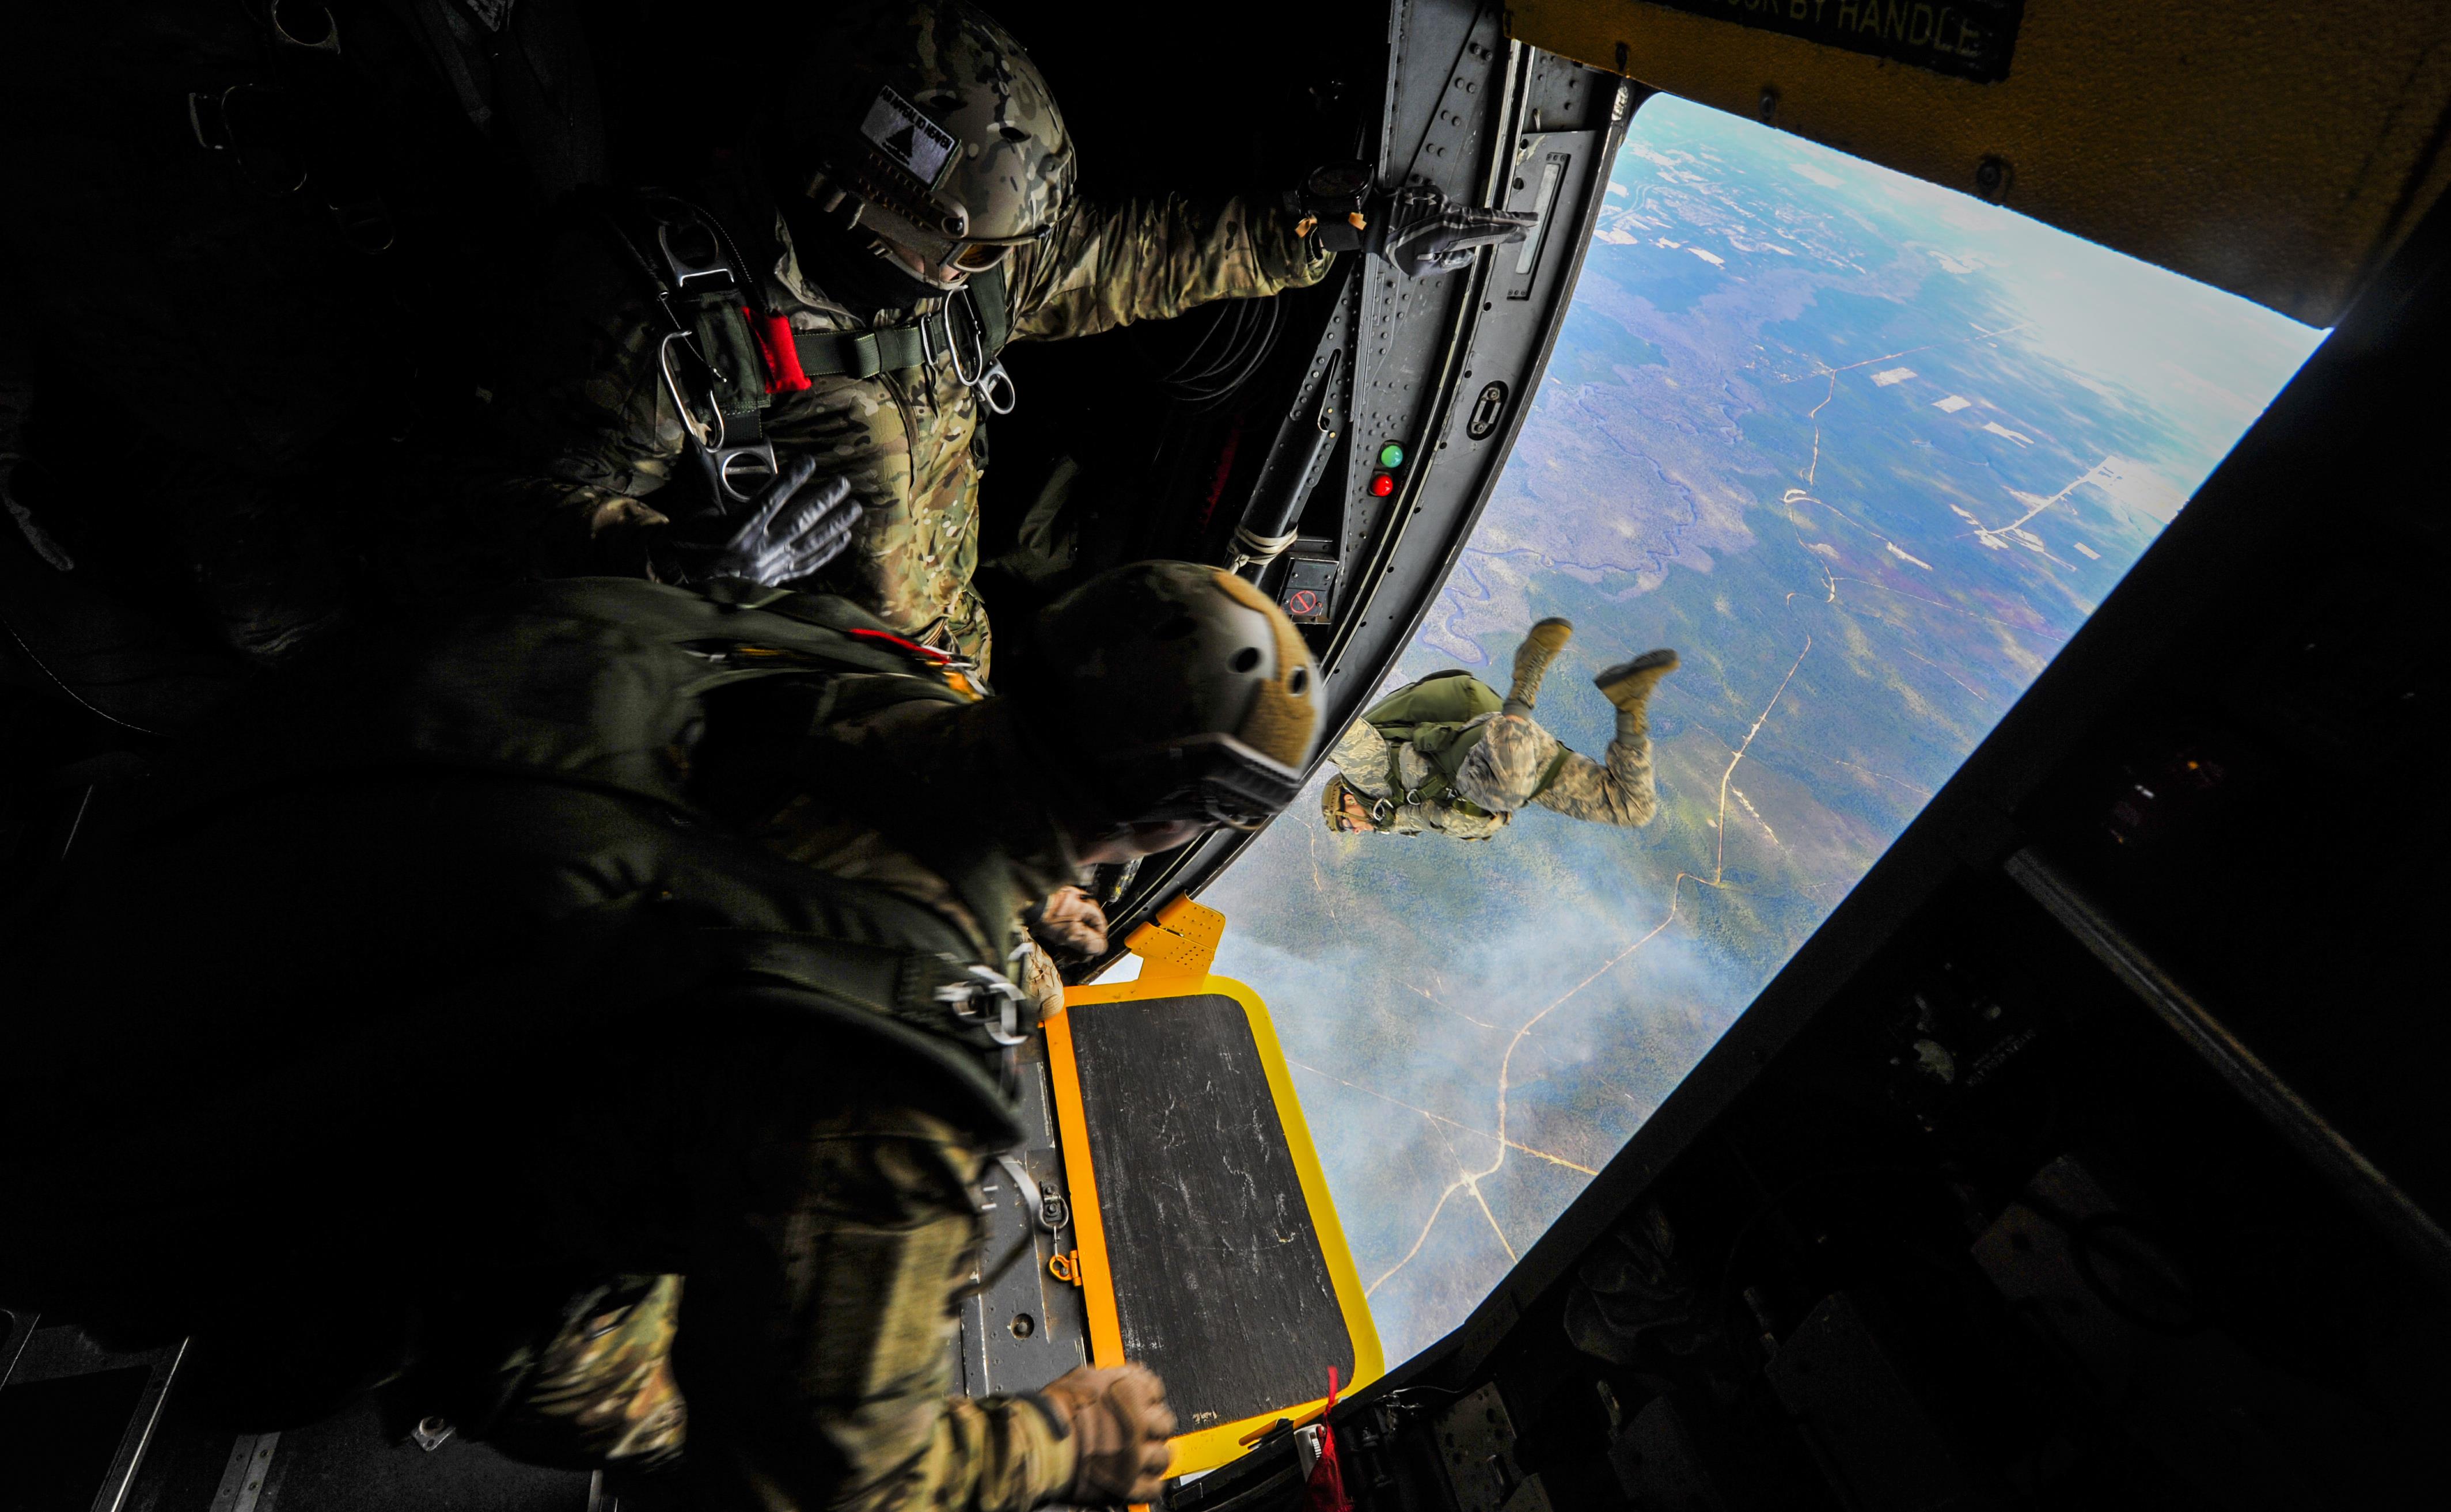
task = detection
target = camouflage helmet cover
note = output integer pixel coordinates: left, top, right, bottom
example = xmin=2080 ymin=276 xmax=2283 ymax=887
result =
xmin=783 ymin=1 xmax=1077 ymax=261
xmin=1319 ymin=772 xmax=1389 ymax=831
xmin=1023 ymin=562 xmax=1323 ymax=831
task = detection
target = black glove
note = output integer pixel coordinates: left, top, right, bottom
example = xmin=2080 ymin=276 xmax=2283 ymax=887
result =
xmin=654 ymin=454 xmax=863 ymax=587
xmin=1291 ymin=162 xmax=1538 ymax=278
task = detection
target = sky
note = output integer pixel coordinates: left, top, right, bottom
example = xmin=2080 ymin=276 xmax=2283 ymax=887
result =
xmin=1105 ymin=92 xmax=2325 ymax=1370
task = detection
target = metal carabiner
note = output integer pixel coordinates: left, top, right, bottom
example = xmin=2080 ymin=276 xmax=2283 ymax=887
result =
xmin=944 ymin=289 xmax=988 ymax=389
xmin=951 ymin=291 xmax=1020 ymax=413
xmin=910 ymin=294 xmax=1014 ymax=413
xmin=657 ymin=331 xmax=719 ymax=448
xmin=187 ymin=86 xmax=310 ymax=196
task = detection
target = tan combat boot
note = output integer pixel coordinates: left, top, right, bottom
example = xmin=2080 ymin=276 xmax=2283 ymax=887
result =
xmin=1594 ymin=648 xmax=1679 ymax=711
xmin=1503 ymin=617 xmax=1574 ymax=716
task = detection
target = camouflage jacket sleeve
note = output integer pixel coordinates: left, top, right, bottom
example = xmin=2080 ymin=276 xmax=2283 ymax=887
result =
xmin=1451 ymin=714 xmax=1558 ymax=814
xmin=1327 ymin=718 xmax=1397 ymax=800
xmin=1004 ymin=194 xmax=1332 ymax=344
xmin=678 ymin=1095 xmax=1077 ymax=1512
xmin=382 ymin=224 xmax=689 ymax=598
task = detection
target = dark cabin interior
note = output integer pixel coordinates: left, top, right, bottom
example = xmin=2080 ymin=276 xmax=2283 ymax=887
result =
xmin=4 ymin=2 xmax=2446 ymax=1509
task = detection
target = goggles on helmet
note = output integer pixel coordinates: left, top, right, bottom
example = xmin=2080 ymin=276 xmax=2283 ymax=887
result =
xmin=859 ymin=203 xmax=1044 ymax=286
xmin=1094 ymin=733 xmax=1306 ymax=833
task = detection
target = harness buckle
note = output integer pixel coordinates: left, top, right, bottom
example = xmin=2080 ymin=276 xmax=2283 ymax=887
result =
xmin=935 ymin=963 xmax=1033 ymax=1047
xmin=655 ymin=218 xmax=736 ymax=290
xmin=973 ymin=359 xmax=1018 ymax=416
xmin=710 ymin=438 xmax=780 ymax=504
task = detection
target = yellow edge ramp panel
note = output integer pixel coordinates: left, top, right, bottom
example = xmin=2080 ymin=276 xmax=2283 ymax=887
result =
xmin=1045 ymin=897 xmax=1384 ymax=1479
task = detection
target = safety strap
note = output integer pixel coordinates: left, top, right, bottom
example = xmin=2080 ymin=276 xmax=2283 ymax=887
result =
xmin=787 ymin=263 xmax=1011 ymax=379
xmin=1379 ymin=735 xmax=1480 ymax=818
xmin=1383 ymin=740 xmax=1438 ymax=809
xmin=1378 ymin=720 xmax=1570 ymax=815
xmin=1377 ymin=716 xmax=1475 ymax=808
xmin=583 ymin=188 xmax=790 ymax=504
xmin=973 ymin=263 xmax=1012 ymax=354
xmin=789 ymin=324 xmax=929 ymax=380
xmin=1530 ymin=743 xmax=1572 ymax=799
xmin=703 ymin=933 xmax=1026 ymax=1142
xmin=594 ymin=187 xmax=1016 ymax=419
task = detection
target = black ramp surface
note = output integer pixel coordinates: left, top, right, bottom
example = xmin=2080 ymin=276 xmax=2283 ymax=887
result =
xmin=1069 ymin=994 xmax=1353 ymax=1431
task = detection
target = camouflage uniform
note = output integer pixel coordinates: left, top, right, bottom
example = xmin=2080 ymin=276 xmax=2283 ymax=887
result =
xmin=442 ymin=165 xmax=1330 ymax=670
xmin=1 ymin=580 xmax=1098 ymax=1511
xmin=488 ymin=1104 xmax=1074 ymax=1508
xmin=1326 ymin=698 xmax=1659 ymax=839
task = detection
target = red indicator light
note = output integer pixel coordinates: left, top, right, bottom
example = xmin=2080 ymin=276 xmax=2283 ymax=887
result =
xmin=1368 ymin=473 xmax=1395 ymax=497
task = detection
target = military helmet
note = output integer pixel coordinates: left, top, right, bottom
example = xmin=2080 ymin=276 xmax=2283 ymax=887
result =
xmin=1318 ymin=772 xmax=1388 ymax=832
xmin=780 ymin=1 xmax=1076 ymax=283
xmin=1022 ymin=562 xmax=1322 ymax=831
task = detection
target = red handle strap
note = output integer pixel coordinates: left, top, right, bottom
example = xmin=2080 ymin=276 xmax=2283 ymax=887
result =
xmin=747 ymin=308 xmax=812 ymax=394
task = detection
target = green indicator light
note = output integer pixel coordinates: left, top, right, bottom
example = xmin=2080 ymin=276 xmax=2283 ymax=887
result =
xmin=1378 ymin=441 xmax=1407 ymax=468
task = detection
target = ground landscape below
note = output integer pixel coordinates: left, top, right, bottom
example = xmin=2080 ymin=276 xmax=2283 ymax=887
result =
xmin=1185 ymin=96 xmax=2325 ymax=1366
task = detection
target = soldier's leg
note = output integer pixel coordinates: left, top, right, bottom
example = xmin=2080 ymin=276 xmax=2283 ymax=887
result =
xmin=1534 ymin=649 xmax=1678 ymax=827
xmin=1503 ymin=617 xmax=1574 ymax=716
xmin=480 ymin=1274 xmax=689 ymax=1475
xmin=943 ymin=583 xmax=996 ymax=677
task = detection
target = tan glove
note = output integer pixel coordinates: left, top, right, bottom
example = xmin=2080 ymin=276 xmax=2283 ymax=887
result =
xmin=1018 ymin=940 xmax=1067 ymax=1021
xmin=1039 ymin=1363 xmax=1177 ymax=1505
xmin=1030 ymin=884 xmax=1110 ymax=959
